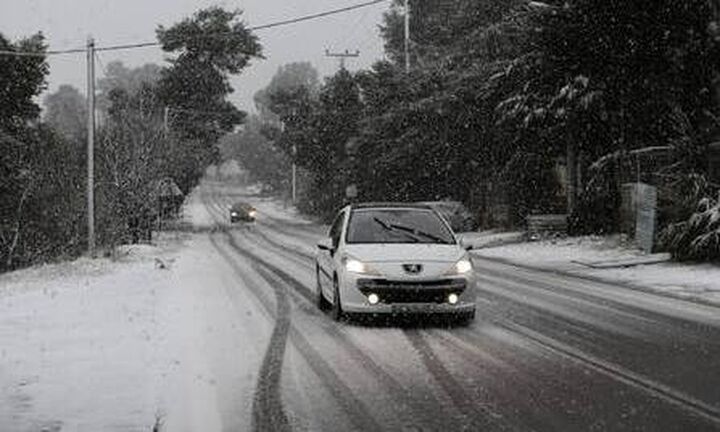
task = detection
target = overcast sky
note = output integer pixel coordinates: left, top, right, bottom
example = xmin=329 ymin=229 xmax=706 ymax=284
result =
xmin=1 ymin=0 xmax=388 ymax=112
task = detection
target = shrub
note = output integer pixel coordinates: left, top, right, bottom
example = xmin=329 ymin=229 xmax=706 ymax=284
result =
xmin=659 ymin=196 xmax=720 ymax=262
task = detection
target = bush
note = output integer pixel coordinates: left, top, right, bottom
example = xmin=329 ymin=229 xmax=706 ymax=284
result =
xmin=659 ymin=196 xmax=720 ymax=262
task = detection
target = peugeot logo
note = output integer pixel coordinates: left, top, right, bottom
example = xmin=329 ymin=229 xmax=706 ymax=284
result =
xmin=403 ymin=264 xmax=423 ymax=274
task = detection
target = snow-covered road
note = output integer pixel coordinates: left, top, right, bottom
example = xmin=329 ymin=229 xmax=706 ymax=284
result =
xmin=2 ymin=177 xmax=720 ymax=431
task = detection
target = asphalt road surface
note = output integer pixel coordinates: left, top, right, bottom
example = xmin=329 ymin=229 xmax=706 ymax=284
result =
xmin=199 ymin=179 xmax=720 ymax=432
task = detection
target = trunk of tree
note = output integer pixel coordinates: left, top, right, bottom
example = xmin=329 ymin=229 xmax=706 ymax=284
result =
xmin=6 ymin=181 xmax=33 ymax=269
xmin=566 ymin=138 xmax=578 ymax=215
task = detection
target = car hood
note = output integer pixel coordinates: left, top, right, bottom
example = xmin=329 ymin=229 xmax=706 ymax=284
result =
xmin=344 ymin=243 xmax=464 ymax=263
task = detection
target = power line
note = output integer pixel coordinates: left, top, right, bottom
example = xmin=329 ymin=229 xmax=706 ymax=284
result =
xmin=0 ymin=0 xmax=390 ymax=57
xmin=0 ymin=47 xmax=84 ymax=57
xmin=248 ymin=0 xmax=388 ymax=32
xmin=95 ymin=41 xmax=159 ymax=53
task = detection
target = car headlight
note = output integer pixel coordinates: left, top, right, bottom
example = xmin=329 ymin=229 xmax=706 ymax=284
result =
xmin=344 ymin=257 xmax=380 ymax=275
xmin=248 ymin=210 xmax=257 ymax=218
xmin=345 ymin=259 xmax=365 ymax=273
xmin=231 ymin=212 xmax=238 ymax=217
xmin=450 ymin=256 xmax=473 ymax=274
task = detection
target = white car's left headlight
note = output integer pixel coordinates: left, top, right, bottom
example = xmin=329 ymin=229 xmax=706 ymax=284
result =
xmin=450 ymin=256 xmax=473 ymax=274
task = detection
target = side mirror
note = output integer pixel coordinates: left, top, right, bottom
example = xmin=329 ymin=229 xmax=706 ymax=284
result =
xmin=459 ymin=239 xmax=474 ymax=251
xmin=317 ymin=238 xmax=334 ymax=252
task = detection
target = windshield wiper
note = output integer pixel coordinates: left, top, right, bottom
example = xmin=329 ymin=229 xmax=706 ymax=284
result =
xmin=387 ymin=223 xmax=449 ymax=244
xmin=372 ymin=217 xmax=420 ymax=243
xmin=373 ymin=218 xmax=449 ymax=244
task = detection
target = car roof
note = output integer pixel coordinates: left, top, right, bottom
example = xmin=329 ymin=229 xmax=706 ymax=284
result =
xmin=349 ymin=202 xmax=434 ymax=211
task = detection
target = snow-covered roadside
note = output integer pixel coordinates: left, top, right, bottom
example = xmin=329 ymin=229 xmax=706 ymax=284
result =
xmin=183 ymin=183 xmax=216 ymax=229
xmin=473 ymin=236 xmax=720 ymax=307
xmin=0 ymin=232 xmax=270 ymax=431
xmin=457 ymin=230 xmax=525 ymax=249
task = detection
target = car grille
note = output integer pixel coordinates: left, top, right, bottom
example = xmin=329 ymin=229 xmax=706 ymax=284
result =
xmin=356 ymin=279 xmax=466 ymax=304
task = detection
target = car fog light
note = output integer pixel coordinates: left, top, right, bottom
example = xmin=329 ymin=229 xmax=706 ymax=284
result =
xmin=448 ymin=293 xmax=459 ymax=305
xmin=367 ymin=293 xmax=380 ymax=305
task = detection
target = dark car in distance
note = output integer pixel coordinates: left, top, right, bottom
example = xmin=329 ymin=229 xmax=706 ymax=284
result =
xmin=230 ymin=202 xmax=257 ymax=223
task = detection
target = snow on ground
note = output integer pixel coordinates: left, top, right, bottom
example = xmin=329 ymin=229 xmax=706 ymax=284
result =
xmin=183 ymin=185 xmax=216 ymax=229
xmin=0 ymin=231 xmax=269 ymax=431
xmin=251 ymin=197 xmax=318 ymax=227
xmin=457 ymin=230 xmax=525 ymax=249
xmin=474 ymin=235 xmax=720 ymax=306
xmin=478 ymin=235 xmax=645 ymax=263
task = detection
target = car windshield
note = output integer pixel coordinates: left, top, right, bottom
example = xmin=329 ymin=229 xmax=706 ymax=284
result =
xmin=346 ymin=208 xmax=455 ymax=244
xmin=232 ymin=203 xmax=252 ymax=211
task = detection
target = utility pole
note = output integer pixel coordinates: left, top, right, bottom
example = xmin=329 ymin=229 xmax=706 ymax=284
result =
xmin=325 ymin=49 xmax=360 ymax=71
xmin=86 ymin=37 xmax=96 ymax=257
xmin=292 ymin=144 xmax=297 ymax=204
xmin=404 ymin=0 xmax=411 ymax=73
xmin=280 ymin=119 xmax=298 ymax=205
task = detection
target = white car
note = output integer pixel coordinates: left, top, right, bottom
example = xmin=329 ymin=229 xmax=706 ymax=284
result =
xmin=315 ymin=203 xmax=476 ymax=324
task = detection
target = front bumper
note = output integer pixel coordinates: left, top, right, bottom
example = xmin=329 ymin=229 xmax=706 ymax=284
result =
xmin=340 ymin=273 xmax=476 ymax=315
xmin=344 ymin=302 xmax=476 ymax=316
xmin=230 ymin=215 xmax=255 ymax=223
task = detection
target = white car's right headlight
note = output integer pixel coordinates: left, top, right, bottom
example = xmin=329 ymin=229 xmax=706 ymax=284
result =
xmin=345 ymin=259 xmax=366 ymax=273
xmin=344 ymin=257 xmax=380 ymax=275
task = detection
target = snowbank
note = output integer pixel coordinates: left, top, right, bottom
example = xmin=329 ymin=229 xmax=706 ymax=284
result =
xmin=457 ymin=230 xmax=525 ymax=249
xmin=0 ymin=239 xmax=176 ymax=430
xmin=183 ymin=184 xmax=217 ymax=229
xmin=474 ymin=236 xmax=720 ymax=306
xmin=0 ymin=233 xmax=268 ymax=431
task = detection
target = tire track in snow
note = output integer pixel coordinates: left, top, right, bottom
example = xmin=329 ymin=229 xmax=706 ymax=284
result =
xmin=200 ymin=189 xmax=292 ymax=432
xmin=250 ymin=264 xmax=292 ymax=432
xmin=201 ymin=189 xmax=384 ymax=431
xmin=257 ymin=214 xmax=324 ymax=241
xmin=244 ymin=228 xmax=314 ymax=271
xmin=403 ymin=330 xmax=512 ymax=432
xmin=250 ymin=225 xmax=316 ymax=261
xmin=209 ymin=233 xmax=384 ymax=432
